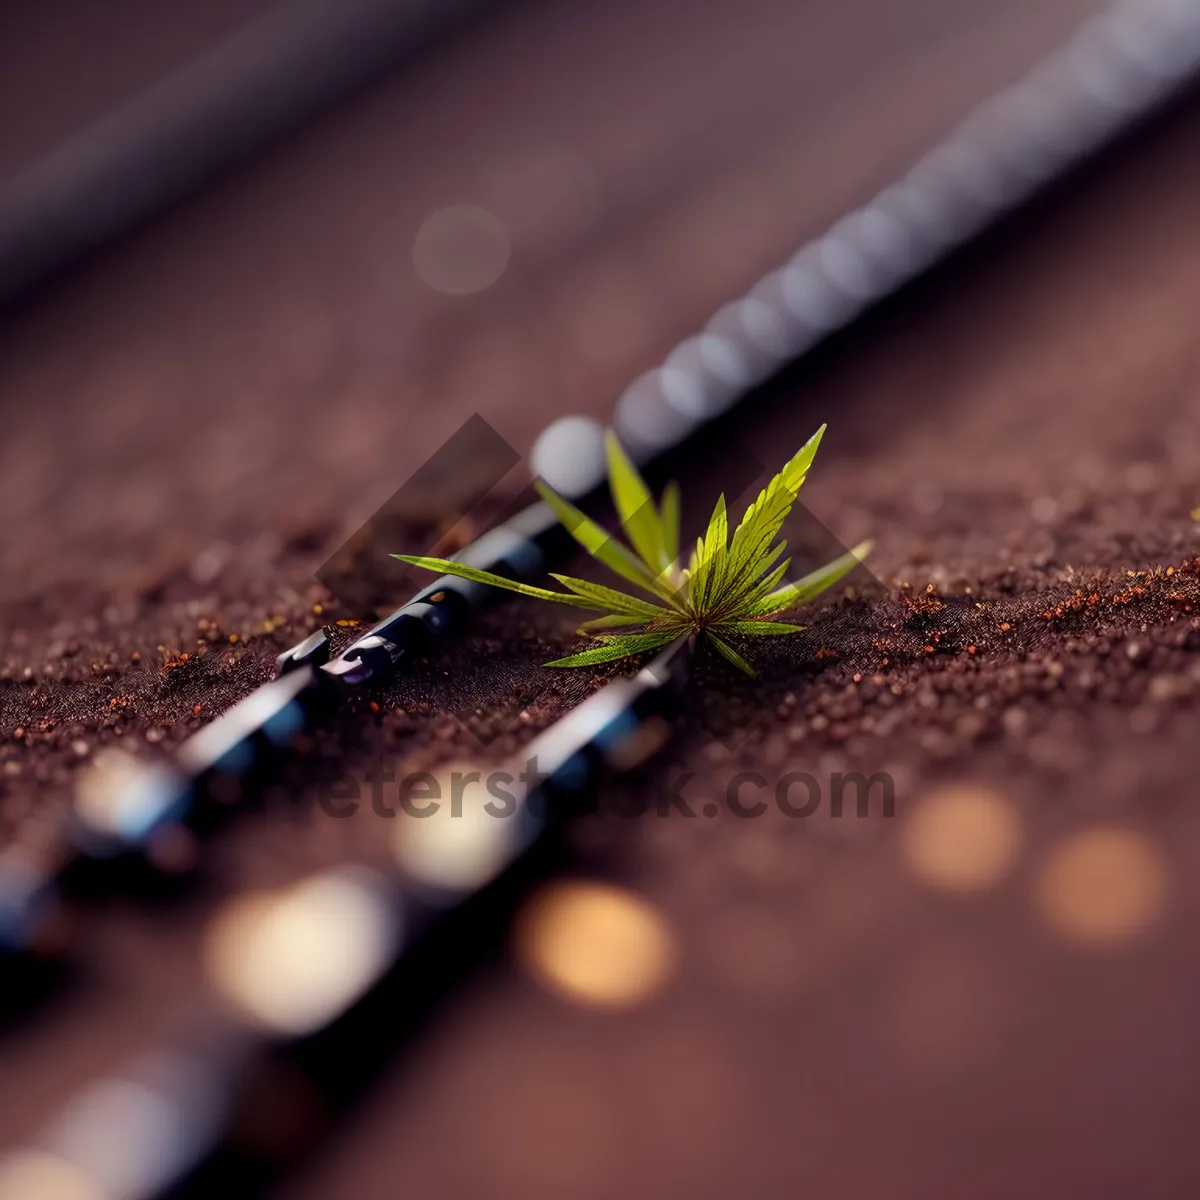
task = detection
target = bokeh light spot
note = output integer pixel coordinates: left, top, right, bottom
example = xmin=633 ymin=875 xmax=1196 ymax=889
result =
xmin=205 ymin=868 xmax=400 ymax=1036
xmin=901 ymin=784 xmax=1021 ymax=892
xmin=0 ymin=1151 xmax=99 ymax=1200
xmin=530 ymin=415 xmax=607 ymax=497
xmin=392 ymin=763 xmax=520 ymax=894
xmin=412 ymin=204 xmax=510 ymax=295
xmin=515 ymin=881 xmax=676 ymax=1010
xmin=1035 ymin=828 xmax=1167 ymax=946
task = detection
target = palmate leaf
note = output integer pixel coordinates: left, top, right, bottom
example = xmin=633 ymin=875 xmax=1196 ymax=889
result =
xmin=394 ymin=424 xmax=871 ymax=676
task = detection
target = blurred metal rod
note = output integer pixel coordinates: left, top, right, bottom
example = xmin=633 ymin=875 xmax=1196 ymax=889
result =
xmin=0 ymin=0 xmax=497 ymax=303
xmin=591 ymin=0 xmax=1200 ymax=467
xmin=0 ymin=639 xmax=694 ymax=1200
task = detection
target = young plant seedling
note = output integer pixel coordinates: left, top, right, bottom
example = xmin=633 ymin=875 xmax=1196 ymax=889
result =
xmin=394 ymin=424 xmax=870 ymax=676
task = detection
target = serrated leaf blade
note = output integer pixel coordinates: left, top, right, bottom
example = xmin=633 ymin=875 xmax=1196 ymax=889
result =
xmin=534 ymin=481 xmax=681 ymax=606
xmin=724 ymin=424 xmax=825 ymax=592
xmin=605 ymin=430 xmax=666 ymax=572
xmin=744 ymin=539 xmax=871 ymax=616
xmin=723 ymin=620 xmax=805 ymax=636
xmin=705 ymin=633 xmax=756 ymax=677
xmin=391 ymin=555 xmax=595 ymax=608
xmin=550 ymin=573 xmax=674 ymax=620
xmin=659 ymin=480 xmax=680 ymax=569
xmin=577 ymin=613 xmax=653 ymax=634
xmin=690 ymin=493 xmax=728 ymax=610
xmin=545 ymin=630 xmax=683 ymax=667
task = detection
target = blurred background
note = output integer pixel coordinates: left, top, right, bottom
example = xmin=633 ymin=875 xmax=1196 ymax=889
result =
xmin=2 ymin=0 xmax=1200 ymax=1196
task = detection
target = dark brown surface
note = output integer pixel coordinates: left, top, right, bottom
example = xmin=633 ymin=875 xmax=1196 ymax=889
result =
xmin=2 ymin=1 xmax=1200 ymax=1197
xmin=0 ymin=0 xmax=281 ymax=179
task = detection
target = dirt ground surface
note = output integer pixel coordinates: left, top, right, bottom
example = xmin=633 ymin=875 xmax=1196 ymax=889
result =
xmin=2 ymin=1 xmax=1200 ymax=1197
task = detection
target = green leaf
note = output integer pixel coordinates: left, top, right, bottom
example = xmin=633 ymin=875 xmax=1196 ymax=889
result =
xmin=550 ymin=574 xmax=674 ymax=620
xmin=605 ymin=430 xmax=666 ymax=572
xmin=391 ymin=555 xmax=595 ymax=608
xmin=711 ymin=542 xmax=789 ymax=620
xmin=724 ymin=424 xmax=825 ymax=592
xmin=396 ymin=423 xmax=868 ymax=679
xmin=545 ymin=630 xmax=683 ymax=667
xmin=535 ymin=481 xmax=682 ymax=607
xmin=750 ymin=539 xmax=788 ymax=581
xmin=577 ymin=613 xmax=653 ymax=634
xmin=659 ymin=480 xmax=680 ymax=568
xmin=705 ymin=633 xmax=756 ymax=677
xmin=723 ymin=620 xmax=805 ymax=636
xmin=689 ymin=493 xmax=728 ymax=609
xmin=743 ymin=539 xmax=871 ymax=616
xmin=737 ymin=556 xmax=790 ymax=612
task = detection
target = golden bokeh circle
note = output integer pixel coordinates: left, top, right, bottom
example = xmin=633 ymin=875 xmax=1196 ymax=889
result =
xmin=901 ymin=784 xmax=1022 ymax=892
xmin=515 ymin=881 xmax=677 ymax=1010
xmin=1035 ymin=828 xmax=1167 ymax=946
